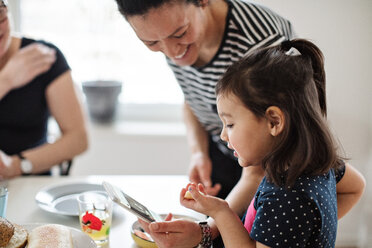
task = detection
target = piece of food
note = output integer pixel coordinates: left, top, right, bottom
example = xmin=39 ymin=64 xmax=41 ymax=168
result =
xmin=184 ymin=189 xmax=205 ymax=200
xmin=184 ymin=190 xmax=194 ymax=199
xmin=0 ymin=217 xmax=15 ymax=247
xmin=28 ymin=224 xmax=73 ymax=248
xmin=0 ymin=222 xmax=28 ymax=248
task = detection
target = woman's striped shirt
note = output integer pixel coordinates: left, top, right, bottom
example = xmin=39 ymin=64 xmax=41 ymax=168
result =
xmin=167 ymin=0 xmax=296 ymax=154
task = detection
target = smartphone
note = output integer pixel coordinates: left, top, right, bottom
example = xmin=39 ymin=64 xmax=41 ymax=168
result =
xmin=102 ymin=181 xmax=162 ymax=223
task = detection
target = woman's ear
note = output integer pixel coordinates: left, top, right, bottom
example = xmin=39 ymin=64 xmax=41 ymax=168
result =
xmin=265 ymin=106 xmax=285 ymax=136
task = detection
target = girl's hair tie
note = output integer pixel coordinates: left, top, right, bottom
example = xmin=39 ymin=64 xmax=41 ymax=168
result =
xmin=285 ymin=47 xmax=301 ymax=56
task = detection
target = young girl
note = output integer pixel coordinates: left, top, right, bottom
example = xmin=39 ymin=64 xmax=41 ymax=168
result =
xmin=180 ymin=39 xmax=365 ymax=248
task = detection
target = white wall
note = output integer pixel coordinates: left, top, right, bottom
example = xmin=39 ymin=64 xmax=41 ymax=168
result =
xmin=71 ymin=103 xmax=189 ymax=176
xmin=72 ymin=0 xmax=372 ymax=247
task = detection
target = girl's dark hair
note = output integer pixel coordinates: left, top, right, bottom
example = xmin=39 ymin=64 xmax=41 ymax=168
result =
xmin=114 ymin=0 xmax=202 ymax=18
xmin=216 ymin=39 xmax=343 ymax=187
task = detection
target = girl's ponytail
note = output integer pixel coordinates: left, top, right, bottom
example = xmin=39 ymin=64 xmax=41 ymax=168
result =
xmin=281 ymin=39 xmax=327 ymax=116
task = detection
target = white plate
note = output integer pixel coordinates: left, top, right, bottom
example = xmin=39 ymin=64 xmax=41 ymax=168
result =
xmin=35 ymin=182 xmax=104 ymax=216
xmin=22 ymin=223 xmax=97 ymax=248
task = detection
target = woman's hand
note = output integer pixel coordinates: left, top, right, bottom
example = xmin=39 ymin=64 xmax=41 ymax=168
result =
xmin=138 ymin=213 xmax=202 ymax=248
xmin=188 ymin=152 xmax=221 ymax=196
xmin=180 ymin=183 xmax=230 ymax=219
xmin=0 ymin=43 xmax=56 ymax=91
xmin=0 ymin=151 xmax=20 ymax=179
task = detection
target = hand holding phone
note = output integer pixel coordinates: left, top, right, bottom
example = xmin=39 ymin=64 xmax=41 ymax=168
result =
xmin=102 ymin=181 xmax=162 ymax=223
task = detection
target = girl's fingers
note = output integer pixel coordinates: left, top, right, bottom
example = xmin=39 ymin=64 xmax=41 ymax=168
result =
xmin=197 ymin=183 xmax=205 ymax=193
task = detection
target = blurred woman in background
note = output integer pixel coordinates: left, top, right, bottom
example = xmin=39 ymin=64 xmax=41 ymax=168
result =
xmin=0 ymin=0 xmax=88 ymax=178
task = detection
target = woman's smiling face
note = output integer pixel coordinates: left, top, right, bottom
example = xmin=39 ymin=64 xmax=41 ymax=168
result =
xmin=217 ymin=94 xmax=274 ymax=167
xmin=127 ymin=2 xmax=207 ymax=66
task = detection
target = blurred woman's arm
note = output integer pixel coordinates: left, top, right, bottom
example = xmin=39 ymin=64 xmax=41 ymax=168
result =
xmin=183 ymin=102 xmax=221 ymax=196
xmin=9 ymin=70 xmax=88 ymax=176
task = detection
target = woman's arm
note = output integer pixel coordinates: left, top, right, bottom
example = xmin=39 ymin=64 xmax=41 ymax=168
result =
xmin=183 ymin=102 xmax=221 ymax=196
xmin=10 ymin=70 xmax=88 ymax=175
xmin=336 ymin=163 xmax=366 ymax=219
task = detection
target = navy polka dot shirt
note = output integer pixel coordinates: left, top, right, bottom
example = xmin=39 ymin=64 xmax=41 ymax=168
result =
xmin=244 ymin=165 xmax=345 ymax=248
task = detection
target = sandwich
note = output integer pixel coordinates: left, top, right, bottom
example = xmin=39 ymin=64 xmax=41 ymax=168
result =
xmin=0 ymin=217 xmax=28 ymax=248
xmin=27 ymin=224 xmax=73 ymax=248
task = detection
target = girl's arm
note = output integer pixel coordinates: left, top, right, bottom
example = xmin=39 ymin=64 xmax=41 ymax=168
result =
xmin=205 ymin=166 xmax=264 ymax=240
xmin=214 ymin=207 xmax=271 ymax=248
xmin=181 ymin=184 xmax=269 ymax=248
xmin=336 ymin=163 xmax=366 ymax=219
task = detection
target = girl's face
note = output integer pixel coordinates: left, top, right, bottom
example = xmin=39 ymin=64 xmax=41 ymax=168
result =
xmin=217 ymin=94 xmax=274 ymax=167
xmin=127 ymin=2 xmax=207 ymax=66
xmin=0 ymin=5 xmax=10 ymax=58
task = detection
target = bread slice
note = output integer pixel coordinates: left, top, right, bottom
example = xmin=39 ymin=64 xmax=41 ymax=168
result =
xmin=0 ymin=217 xmax=15 ymax=247
xmin=28 ymin=224 xmax=73 ymax=248
xmin=1 ymin=224 xmax=28 ymax=248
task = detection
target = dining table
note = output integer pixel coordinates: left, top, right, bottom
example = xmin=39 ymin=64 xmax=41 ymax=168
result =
xmin=4 ymin=175 xmax=206 ymax=248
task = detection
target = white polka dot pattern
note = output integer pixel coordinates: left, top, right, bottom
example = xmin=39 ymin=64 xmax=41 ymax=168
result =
xmin=247 ymin=165 xmax=345 ymax=247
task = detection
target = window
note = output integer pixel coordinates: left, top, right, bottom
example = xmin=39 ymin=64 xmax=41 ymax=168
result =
xmin=15 ymin=0 xmax=183 ymax=104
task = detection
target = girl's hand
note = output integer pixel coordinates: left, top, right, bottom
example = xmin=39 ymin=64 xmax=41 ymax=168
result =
xmin=180 ymin=183 xmax=229 ymax=219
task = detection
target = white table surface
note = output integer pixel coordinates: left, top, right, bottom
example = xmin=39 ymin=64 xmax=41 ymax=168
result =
xmin=5 ymin=175 xmax=205 ymax=248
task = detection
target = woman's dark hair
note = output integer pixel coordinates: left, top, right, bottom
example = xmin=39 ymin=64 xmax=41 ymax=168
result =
xmin=216 ymin=39 xmax=343 ymax=187
xmin=114 ymin=0 xmax=202 ymax=18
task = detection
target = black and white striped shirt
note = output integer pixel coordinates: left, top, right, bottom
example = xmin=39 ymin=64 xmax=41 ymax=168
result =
xmin=167 ymin=0 xmax=295 ymax=153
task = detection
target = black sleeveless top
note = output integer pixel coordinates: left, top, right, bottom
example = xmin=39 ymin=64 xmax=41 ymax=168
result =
xmin=0 ymin=37 xmax=70 ymax=155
